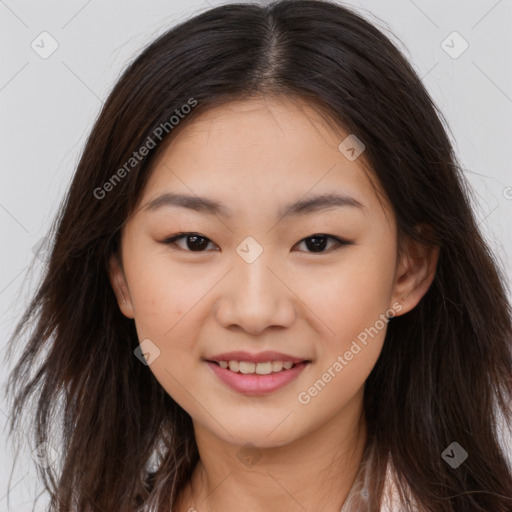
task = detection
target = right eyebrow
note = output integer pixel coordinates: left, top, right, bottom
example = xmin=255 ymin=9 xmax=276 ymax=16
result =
xmin=143 ymin=192 xmax=233 ymax=218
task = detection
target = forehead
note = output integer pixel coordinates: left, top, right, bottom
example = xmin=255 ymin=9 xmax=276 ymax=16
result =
xmin=139 ymin=96 xmax=390 ymax=222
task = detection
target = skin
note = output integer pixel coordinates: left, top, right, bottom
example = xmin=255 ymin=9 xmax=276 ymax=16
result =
xmin=109 ymin=95 xmax=439 ymax=512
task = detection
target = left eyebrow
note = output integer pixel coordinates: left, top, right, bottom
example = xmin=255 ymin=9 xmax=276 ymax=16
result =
xmin=280 ymin=193 xmax=365 ymax=217
xmin=142 ymin=192 xmax=365 ymax=219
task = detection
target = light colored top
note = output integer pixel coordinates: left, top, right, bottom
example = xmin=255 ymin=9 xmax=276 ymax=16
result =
xmin=339 ymin=444 xmax=414 ymax=512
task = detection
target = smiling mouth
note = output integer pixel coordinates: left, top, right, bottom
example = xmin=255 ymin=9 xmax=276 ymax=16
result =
xmin=206 ymin=360 xmax=311 ymax=375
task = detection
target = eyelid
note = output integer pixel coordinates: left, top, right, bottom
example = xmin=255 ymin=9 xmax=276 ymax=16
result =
xmin=294 ymin=234 xmax=352 ymax=252
xmin=161 ymin=232 xmax=219 ymax=251
xmin=160 ymin=232 xmax=353 ymax=253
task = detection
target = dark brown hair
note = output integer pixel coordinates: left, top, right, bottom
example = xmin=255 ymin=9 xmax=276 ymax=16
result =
xmin=4 ymin=1 xmax=512 ymax=511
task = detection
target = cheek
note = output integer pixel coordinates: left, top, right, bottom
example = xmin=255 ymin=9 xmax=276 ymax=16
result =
xmin=303 ymin=246 xmax=396 ymax=391
xmin=314 ymin=249 xmax=395 ymax=337
xmin=125 ymin=250 xmax=211 ymax=340
xmin=123 ymin=253 xmax=207 ymax=408
xmin=296 ymin=268 xmax=392 ymax=423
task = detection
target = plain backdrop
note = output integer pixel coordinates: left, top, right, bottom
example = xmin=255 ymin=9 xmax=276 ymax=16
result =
xmin=1 ymin=0 xmax=511 ymax=509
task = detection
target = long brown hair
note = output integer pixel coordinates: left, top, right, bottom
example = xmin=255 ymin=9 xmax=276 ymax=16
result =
xmin=4 ymin=1 xmax=512 ymax=510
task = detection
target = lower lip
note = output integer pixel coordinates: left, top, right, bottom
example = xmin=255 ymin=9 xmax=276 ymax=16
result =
xmin=206 ymin=361 xmax=309 ymax=395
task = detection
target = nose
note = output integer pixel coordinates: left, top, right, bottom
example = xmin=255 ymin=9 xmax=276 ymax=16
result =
xmin=214 ymin=255 xmax=296 ymax=336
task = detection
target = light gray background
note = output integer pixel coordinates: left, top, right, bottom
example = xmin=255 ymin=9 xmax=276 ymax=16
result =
xmin=1 ymin=0 xmax=511 ymax=509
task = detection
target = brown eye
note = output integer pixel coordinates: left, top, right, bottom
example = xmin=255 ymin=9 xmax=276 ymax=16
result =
xmin=161 ymin=232 xmax=352 ymax=254
xmin=295 ymin=234 xmax=352 ymax=253
xmin=162 ymin=233 xmax=217 ymax=252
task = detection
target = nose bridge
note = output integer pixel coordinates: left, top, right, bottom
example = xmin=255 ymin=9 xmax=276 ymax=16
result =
xmin=234 ymin=233 xmax=277 ymax=289
xmin=235 ymin=244 xmax=281 ymax=305
xmin=215 ymin=242 xmax=295 ymax=333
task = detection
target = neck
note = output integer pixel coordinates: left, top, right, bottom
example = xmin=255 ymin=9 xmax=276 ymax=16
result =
xmin=175 ymin=390 xmax=367 ymax=512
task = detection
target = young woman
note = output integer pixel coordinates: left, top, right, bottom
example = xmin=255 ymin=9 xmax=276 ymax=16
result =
xmin=4 ymin=1 xmax=512 ymax=511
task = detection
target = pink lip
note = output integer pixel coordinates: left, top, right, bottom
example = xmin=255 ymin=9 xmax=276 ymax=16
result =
xmin=205 ymin=360 xmax=310 ymax=395
xmin=206 ymin=350 xmax=308 ymax=364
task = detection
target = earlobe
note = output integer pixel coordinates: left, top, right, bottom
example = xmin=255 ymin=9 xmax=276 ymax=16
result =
xmin=391 ymin=225 xmax=440 ymax=316
xmin=108 ymin=253 xmax=135 ymax=319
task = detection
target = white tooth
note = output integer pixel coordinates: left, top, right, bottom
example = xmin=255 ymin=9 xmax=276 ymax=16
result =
xmin=239 ymin=361 xmax=256 ymax=374
xmin=255 ymin=362 xmax=273 ymax=375
xmin=219 ymin=361 xmax=228 ymax=369
xmin=272 ymin=361 xmax=284 ymax=372
xmin=283 ymin=361 xmax=294 ymax=370
xmin=228 ymin=360 xmax=239 ymax=372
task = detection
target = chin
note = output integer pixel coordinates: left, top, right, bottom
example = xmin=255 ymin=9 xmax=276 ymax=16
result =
xmin=213 ymin=421 xmax=301 ymax=449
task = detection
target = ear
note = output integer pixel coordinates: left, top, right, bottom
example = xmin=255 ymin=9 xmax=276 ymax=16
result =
xmin=108 ymin=253 xmax=135 ymax=319
xmin=390 ymin=224 xmax=440 ymax=316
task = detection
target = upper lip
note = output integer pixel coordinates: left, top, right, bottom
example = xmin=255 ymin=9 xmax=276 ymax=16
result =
xmin=206 ymin=351 xmax=309 ymax=364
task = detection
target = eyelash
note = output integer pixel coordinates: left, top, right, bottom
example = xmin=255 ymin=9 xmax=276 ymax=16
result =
xmin=160 ymin=232 xmax=353 ymax=254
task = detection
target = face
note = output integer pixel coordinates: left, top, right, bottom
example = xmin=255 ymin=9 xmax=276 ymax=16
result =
xmin=109 ymin=96 xmax=437 ymax=449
